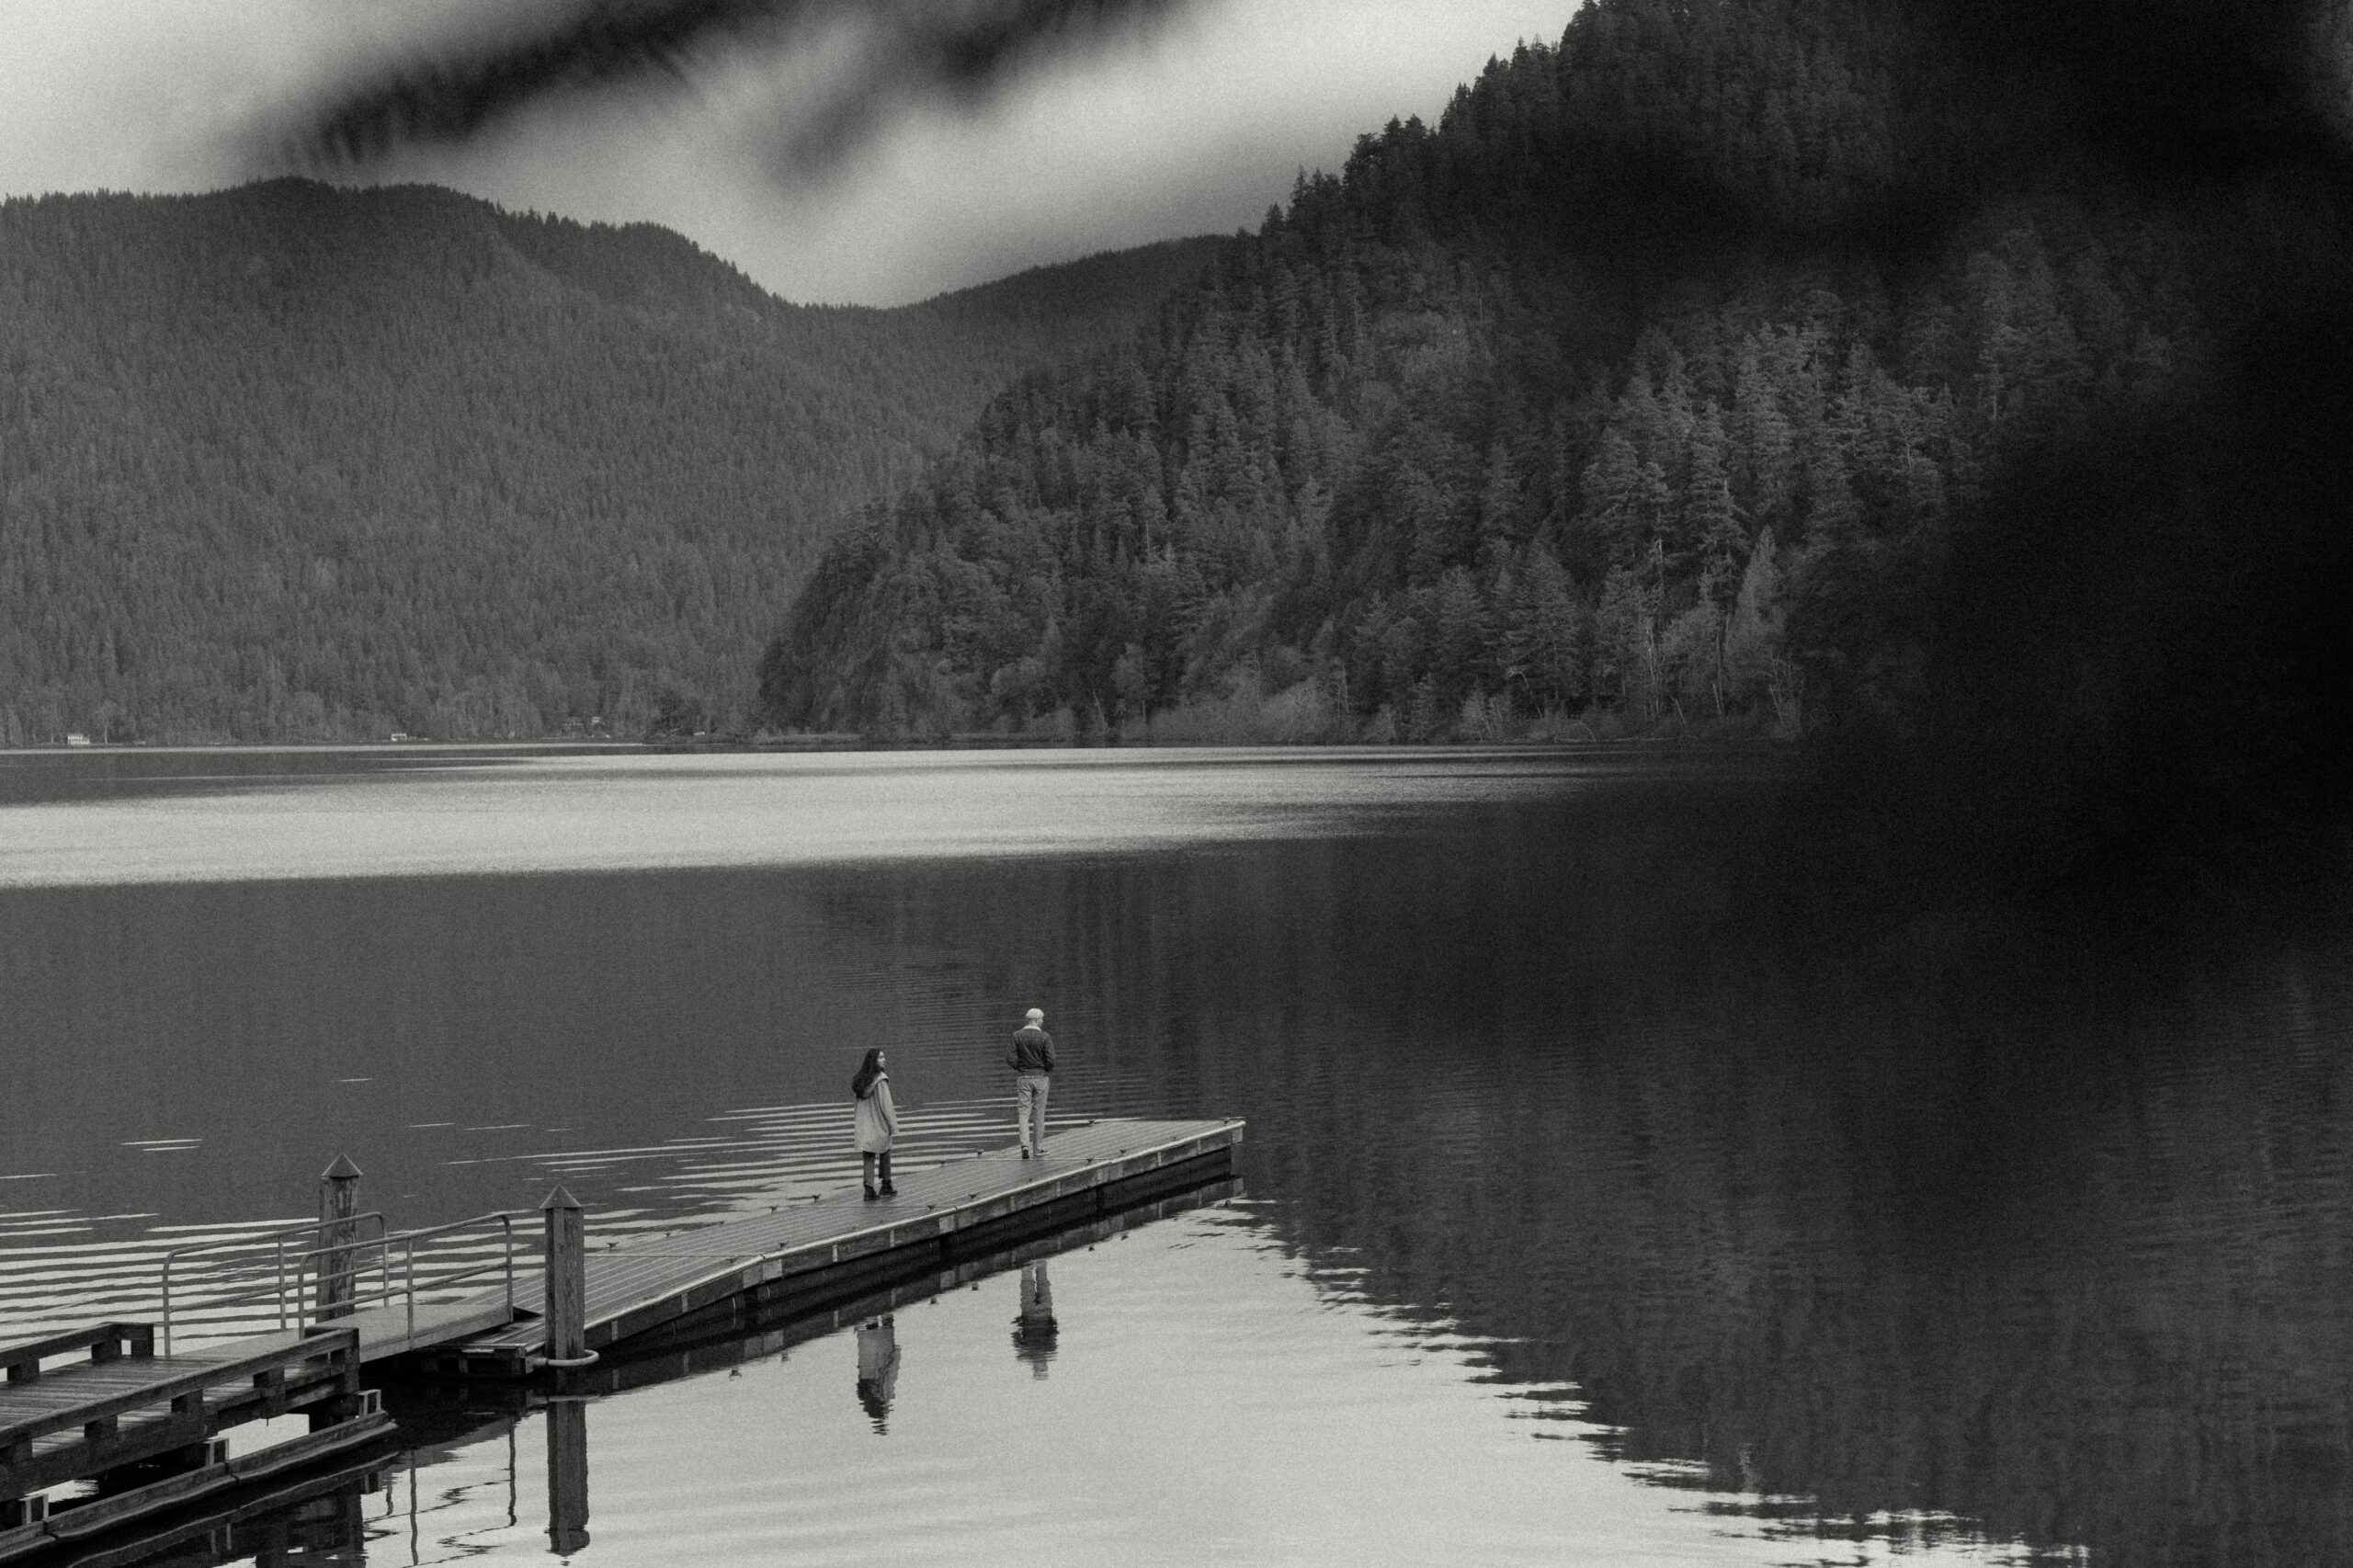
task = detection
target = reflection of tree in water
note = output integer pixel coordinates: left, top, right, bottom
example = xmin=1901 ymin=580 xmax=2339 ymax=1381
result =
xmin=1012 ymin=1260 xmax=1058 ymax=1378
xmin=856 ymin=1316 xmax=900 ymax=1433
xmin=810 ymin=788 xmax=2353 ymax=1562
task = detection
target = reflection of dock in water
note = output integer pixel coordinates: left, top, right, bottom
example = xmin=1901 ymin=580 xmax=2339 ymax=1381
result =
xmin=439 ymin=1117 xmax=1242 ymax=1378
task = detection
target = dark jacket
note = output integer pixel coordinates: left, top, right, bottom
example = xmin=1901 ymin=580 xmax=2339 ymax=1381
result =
xmin=1005 ymin=1026 xmax=1056 ymax=1074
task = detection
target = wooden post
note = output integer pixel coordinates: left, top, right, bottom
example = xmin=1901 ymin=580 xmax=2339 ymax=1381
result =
xmin=326 ymin=1481 xmax=367 ymax=1561
xmin=307 ymin=1340 xmax=358 ymax=1432
xmin=540 ymin=1187 xmax=591 ymax=1368
xmin=545 ymin=1398 xmax=592 ymax=1555
xmin=251 ymin=1514 xmax=291 ymax=1568
xmin=316 ymin=1155 xmax=363 ymax=1323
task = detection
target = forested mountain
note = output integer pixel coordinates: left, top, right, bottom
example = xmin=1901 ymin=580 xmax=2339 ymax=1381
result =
xmin=763 ymin=0 xmax=2353 ymax=878
xmin=0 ymin=179 xmax=1221 ymax=744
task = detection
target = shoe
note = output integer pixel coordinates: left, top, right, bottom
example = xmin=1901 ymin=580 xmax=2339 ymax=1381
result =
xmin=863 ymin=1184 xmax=880 ymax=1200
xmin=880 ymin=1184 xmax=897 ymax=1198
xmin=1019 ymin=1149 xmax=1031 ymax=1159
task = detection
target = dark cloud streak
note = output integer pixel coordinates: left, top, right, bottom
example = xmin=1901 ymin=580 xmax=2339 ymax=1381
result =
xmin=279 ymin=0 xmax=1194 ymax=173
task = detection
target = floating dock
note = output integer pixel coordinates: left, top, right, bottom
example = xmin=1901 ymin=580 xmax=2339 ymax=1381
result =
xmin=436 ymin=1116 xmax=1243 ymax=1377
xmin=0 ymin=1324 xmax=390 ymax=1564
xmin=561 ymin=1168 xmax=1245 ymax=1391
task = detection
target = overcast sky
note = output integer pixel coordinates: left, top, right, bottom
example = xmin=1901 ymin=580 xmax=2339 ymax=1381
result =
xmin=0 ymin=1 xmax=1579 ymax=305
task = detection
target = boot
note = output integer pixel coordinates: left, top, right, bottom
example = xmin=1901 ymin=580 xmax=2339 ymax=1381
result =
xmin=878 ymin=1153 xmax=896 ymax=1199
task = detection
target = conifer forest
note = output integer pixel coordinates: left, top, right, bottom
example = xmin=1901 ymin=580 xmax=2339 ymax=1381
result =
xmin=763 ymin=0 xmax=2352 ymax=875
xmin=0 ymin=178 xmax=1217 ymax=744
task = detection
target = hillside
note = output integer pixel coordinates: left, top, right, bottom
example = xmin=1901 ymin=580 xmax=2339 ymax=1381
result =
xmin=0 ymin=179 xmax=1222 ymax=743
xmin=760 ymin=0 xmax=2353 ymax=881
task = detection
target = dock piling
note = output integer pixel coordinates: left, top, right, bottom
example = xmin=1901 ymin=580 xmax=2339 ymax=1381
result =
xmin=546 ymin=1399 xmax=591 ymax=1554
xmin=540 ymin=1187 xmax=593 ymax=1369
xmin=317 ymin=1155 xmax=364 ymax=1322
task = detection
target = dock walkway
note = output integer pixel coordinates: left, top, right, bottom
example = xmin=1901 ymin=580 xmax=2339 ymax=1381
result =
xmin=442 ymin=1116 xmax=1241 ymax=1374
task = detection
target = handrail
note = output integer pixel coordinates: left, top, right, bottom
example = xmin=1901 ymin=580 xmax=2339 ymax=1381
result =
xmin=381 ymin=1211 xmax=529 ymax=1352
xmin=386 ymin=1210 xmax=532 ymax=1247
xmin=160 ymin=1214 xmax=389 ymax=1354
xmin=156 ymin=1212 xmax=390 ymax=1267
xmin=159 ymin=1210 xmax=530 ymax=1355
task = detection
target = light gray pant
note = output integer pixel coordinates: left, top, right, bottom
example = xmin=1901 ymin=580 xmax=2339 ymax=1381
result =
xmin=1016 ymin=1073 xmax=1051 ymax=1153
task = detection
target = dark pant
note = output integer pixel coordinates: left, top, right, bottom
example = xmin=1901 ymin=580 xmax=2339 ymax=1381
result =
xmin=862 ymin=1151 xmax=893 ymax=1189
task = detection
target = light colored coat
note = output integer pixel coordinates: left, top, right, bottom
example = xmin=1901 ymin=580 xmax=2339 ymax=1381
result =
xmin=854 ymin=1074 xmax=897 ymax=1153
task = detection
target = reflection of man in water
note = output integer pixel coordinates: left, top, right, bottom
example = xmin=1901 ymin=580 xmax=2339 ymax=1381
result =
xmin=1012 ymin=1260 xmax=1058 ymax=1378
xmin=855 ymin=1315 xmax=900 ymax=1432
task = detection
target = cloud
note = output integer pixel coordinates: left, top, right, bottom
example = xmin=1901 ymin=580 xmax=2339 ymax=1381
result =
xmin=0 ymin=1 xmax=1579 ymax=303
xmin=0 ymin=2 xmax=360 ymax=192
xmin=263 ymin=0 xmax=1198 ymax=176
xmin=312 ymin=0 xmax=1580 ymax=302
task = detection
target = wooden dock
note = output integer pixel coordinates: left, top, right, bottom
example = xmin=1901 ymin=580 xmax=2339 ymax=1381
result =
xmin=0 ymin=1324 xmax=392 ymax=1564
xmin=569 ymin=1171 xmax=1245 ymax=1392
xmin=433 ymin=1116 xmax=1243 ymax=1376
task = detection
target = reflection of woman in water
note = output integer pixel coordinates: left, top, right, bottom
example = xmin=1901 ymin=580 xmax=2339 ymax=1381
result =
xmin=1012 ymin=1260 xmax=1058 ymax=1378
xmin=855 ymin=1315 xmax=900 ymax=1431
xmin=851 ymin=1049 xmax=897 ymax=1200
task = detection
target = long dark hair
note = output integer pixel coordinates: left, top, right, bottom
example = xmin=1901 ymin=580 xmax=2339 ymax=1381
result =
xmin=850 ymin=1049 xmax=885 ymax=1100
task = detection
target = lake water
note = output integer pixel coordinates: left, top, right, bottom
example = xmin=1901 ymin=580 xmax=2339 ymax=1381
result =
xmin=3 ymin=745 xmax=2348 ymax=1566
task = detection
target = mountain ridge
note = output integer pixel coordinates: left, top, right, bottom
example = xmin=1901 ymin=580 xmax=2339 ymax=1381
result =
xmin=0 ymin=177 xmax=1224 ymax=744
xmin=758 ymin=0 xmax=2353 ymax=886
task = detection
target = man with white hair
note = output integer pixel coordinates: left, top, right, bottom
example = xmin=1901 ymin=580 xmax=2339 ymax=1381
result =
xmin=1005 ymin=1006 xmax=1057 ymax=1158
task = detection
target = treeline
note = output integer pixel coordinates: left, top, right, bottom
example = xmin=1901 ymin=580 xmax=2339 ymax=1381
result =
xmin=761 ymin=0 xmax=2347 ymax=864
xmin=0 ymin=179 xmax=1221 ymax=744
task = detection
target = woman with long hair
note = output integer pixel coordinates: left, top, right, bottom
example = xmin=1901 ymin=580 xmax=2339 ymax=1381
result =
xmin=851 ymin=1048 xmax=898 ymax=1200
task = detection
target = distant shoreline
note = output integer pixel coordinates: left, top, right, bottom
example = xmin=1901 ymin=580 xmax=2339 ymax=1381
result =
xmin=0 ymin=733 xmax=1790 ymax=756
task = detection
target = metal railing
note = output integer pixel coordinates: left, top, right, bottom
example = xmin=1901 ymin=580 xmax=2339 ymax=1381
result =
xmin=377 ymin=1211 xmax=528 ymax=1355
xmin=159 ymin=1213 xmax=390 ymax=1353
xmin=159 ymin=1210 xmax=529 ymax=1354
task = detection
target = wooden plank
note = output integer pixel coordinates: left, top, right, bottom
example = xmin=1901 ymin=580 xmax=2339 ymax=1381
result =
xmin=220 ymin=1412 xmax=392 ymax=1487
xmin=37 ymin=1413 xmax=391 ymax=1545
xmin=334 ymin=1297 xmax=517 ymax=1359
xmin=0 ymin=1327 xmax=151 ymax=1385
xmin=0 ymin=1332 xmax=352 ymax=1449
xmin=31 ymin=1448 xmax=386 ymax=1568
xmin=0 ymin=1410 xmax=204 ymax=1501
xmin=203 ymin=1362 xmax=350 ymax=1434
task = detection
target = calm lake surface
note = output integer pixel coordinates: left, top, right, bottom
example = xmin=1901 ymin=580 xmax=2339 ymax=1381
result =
xmin=3 ymin=745 xmax=2348 ymax=1566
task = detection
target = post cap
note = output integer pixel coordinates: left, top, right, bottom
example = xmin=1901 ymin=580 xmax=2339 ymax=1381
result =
xmin=321 ymin=1153 xmax=363 ymax=1181
xmin=540 ymin=1185 xmax=584 ymax=1212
